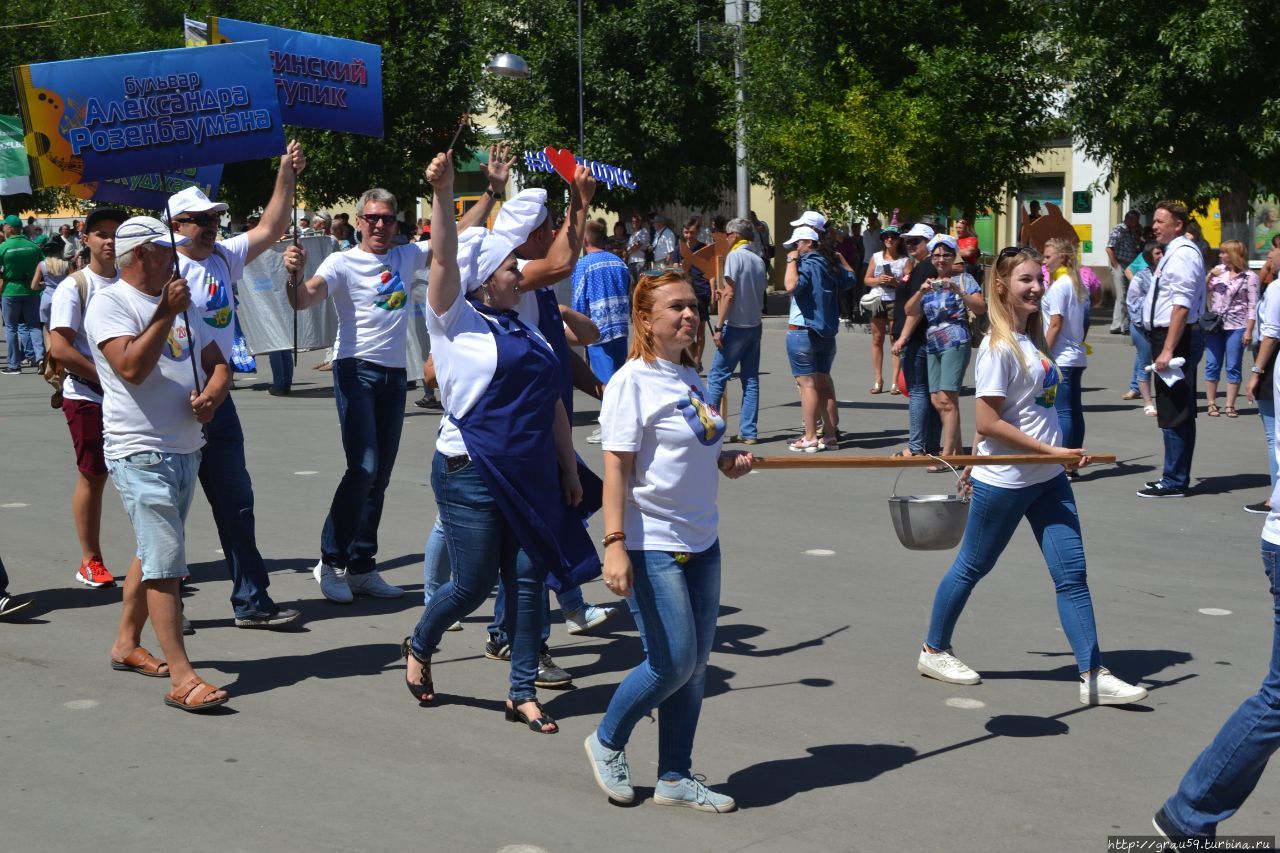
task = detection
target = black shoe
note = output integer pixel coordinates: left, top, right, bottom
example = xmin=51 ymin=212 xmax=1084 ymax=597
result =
xmin=1109 ymin=328 xmax=1125 ymax=335
xmin=1152 ymin=807 xmax=1200 ymax=846
xmin=1137 ymin=485 xmax=1188 ymax=498
xmin=484 ymin=638 xmax=512 ymax=661
xmin=535 ymin=651 xmax=573 ymax=689
xmin=0 ymin=367 xmax=19 ymax=375
xmin=0 ymin=592 xmax=34 ymax=620
xmin=414 ymin=395 xmax=444 ymax=411
xmin=234 ymin=608 xmax=301 ymax=629
xmin=267 ymin=387 xmax=291 ymax=396
xmin=1144 ymin=480 xmax=1162 ymax=490
xmin=1244 ymin=501 xmax=1272 ymax=514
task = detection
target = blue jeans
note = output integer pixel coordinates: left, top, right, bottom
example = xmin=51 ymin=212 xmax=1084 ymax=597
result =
xmin=1204 ymin=327 xmax=1246 ymax=384
xmin=197 ymin=396 xmax=277 ymax=618
xmin=706 ymin=325 xmax=763 ymax=439
xmin=2 ymin=295 xmax=42 ymax=369
xmin=489 ymin=577 xmax=585 ymax=647
xmin=586 ymin=336 xmax=628 ymax=385
xmin=321 ymin=359 xmax=406 ymax=573
xmin=1055 ymin=365 xmax=1086 ymax=449
xmin=1158 ymin=326 xmax=1204 ymax=490
xmin=1260 ymin=400 xmax=1277 ymax=492
xmin=925 ymin=473 xmax=1102 ymax=673
xmin=1129 ymin=324 xmax=1152 ymax=393
xmin=267 ymin=350 xmax=293 ymax=391
xmin=411 ymin=453 xmax=542 ymax=702
xmin=596 ymin=542 xmax=721 ymax=780
xmin=1161 ymin=539 xmax=1280 ymax=840
xmin=904 ymin=340 xmax=941 ymax=454
xmin=423 ymin=517 xmax=450 ymax=603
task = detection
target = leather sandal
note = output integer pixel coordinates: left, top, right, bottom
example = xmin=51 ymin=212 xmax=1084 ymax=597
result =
xmin=401 ymin=637 xmax=434 ymax=703
xmin=164 ymin=677 xmax=228 ymax=713
xmin=505 ymin=700 xmax=558 ymax=734
xmin=111 ymin=646 xmax=169 ymax=678
xmin=870 ymin=379 xmax=883 ymax=394
xmin=1207 ymin=404 xmax=1220 ymax=417
xmin=1225 ymin=406 xmax=1239 ymax=418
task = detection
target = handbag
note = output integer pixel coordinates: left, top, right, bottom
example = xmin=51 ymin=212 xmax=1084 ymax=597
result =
xmin=1201 ymin=275 xmax=1244 ymax=334
xmin=859 ymin=292 xmax=883 ymax=314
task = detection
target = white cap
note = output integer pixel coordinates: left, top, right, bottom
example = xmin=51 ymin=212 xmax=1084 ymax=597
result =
xmin=903 ymin=223 xmax=935 ymax=240
xmin=927 ymin=234 xmax=959 ymax=253
xmin=114 ymin=216 xmax=190 ymax=256
xmin=783 ymin=225 xmax=821 ymax=247
xmin=457 ymin=227 xmax=517 ymax=293
xmin=789 ymin=211 xmax=827 ymax=231
xmin=492 ymin=189 xmax=549 ymax=247
xmin=167 ymin=185 xmax=228 ymax=217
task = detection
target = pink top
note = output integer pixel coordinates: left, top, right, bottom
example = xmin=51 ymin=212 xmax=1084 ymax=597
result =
xmin=1206 ymin=268 xmax=1259 ymax=330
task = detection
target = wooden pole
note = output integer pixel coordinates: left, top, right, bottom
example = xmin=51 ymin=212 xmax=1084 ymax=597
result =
xmin=751 ymin=453 xmax=1117 ymax=470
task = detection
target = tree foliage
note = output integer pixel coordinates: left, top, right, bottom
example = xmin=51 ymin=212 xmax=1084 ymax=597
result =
xmin=739 ymin=0 xmax=1060 ymax=216
xmin=1057 ymin=0 xmax=1280 ymax=230
xmin=469 ymin=0 xmax=734 ymax=213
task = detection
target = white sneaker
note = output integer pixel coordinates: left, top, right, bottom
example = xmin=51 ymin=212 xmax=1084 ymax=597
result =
xmin=346 ymin=571 xmax=405 ymax=599
xmin=446 ymin=621 xmax=464 ymax=632
xmin=917 ymin=646 xmax=981 ymax=684
xmin=1080 ymin=668 xmax=1147 ymax=705
xmin=565 ymin=603 xmax=620 ymax=635
xmin=314 ymin=560 xmax=353 ymax=604
xmin=586 ymin=428 xmax=603 ymax=445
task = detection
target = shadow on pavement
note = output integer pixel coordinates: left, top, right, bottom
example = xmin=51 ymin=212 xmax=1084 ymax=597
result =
xmin=1192 ymin=472 xmax=1271 ymax=496
xmin=198 ymin=640 xmax=401 ymax=697
xmin=727 ymin=744 xmax=918 ymax=808
xmin=979 ymin=647 xmax=1193 ymax=684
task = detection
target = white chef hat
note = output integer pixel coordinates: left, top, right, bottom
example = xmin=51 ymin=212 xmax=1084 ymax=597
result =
xmin=457 ymin=226 xmax=517 ymax=293
xmin=492 ymin=188 xmax=549 ymax=247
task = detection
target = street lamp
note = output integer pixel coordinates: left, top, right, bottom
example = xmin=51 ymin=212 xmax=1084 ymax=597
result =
xmin=449 ymin=52 xmax=532 ymax=150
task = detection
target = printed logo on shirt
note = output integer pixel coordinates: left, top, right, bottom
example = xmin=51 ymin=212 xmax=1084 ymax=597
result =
xmin=1035 ymin=355 xmax=1061 ymax=408
xmin=373 ymin=266 xmax=406 ymax=311
xmin=202 ymin=277 xmax=232 ymax=329
xmin=164 ymin=321 xmax=192 ymax=361
xmin=676 ymin=385 xmax=726 ymax=445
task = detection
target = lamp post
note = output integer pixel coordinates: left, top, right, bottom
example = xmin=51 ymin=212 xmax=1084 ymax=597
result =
xmin=448 ymin=52 xmax=531 ymax=151
xmin=578 ymin=0 xmax=585 ymax=152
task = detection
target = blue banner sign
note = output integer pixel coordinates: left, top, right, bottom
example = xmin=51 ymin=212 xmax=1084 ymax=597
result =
xmin=524 ymin=149 xmax=636 ymax=190
xmin=73 ymin=164 xmax=224 ymax=210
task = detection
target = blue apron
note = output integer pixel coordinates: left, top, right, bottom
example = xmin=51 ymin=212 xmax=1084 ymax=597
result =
xmin=453 ymin=302 xmax=601 ymax=591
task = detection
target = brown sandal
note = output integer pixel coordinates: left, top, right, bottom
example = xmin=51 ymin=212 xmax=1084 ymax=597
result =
xmin=1207 ymin=404 xmax=1221 ymax=417
xmin=1225 ymin=407 xmax=1239 ymax=418
xmin=111 ymin=647 xmax=169 ymax=678
xmin=164 ymin=677 xmax=229 ymax=713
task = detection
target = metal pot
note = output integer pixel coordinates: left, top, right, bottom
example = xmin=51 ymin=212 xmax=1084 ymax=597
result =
xmin=887 ymin=459 xmax=969 ymax=550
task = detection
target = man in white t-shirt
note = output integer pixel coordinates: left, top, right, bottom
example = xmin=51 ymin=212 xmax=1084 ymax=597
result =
xmin=166 ymin=140 xmax=306 ymax=629
xmin=85 ymin=216 xmax=232 ymax=713
xmin=48 ymin=206 xmax=124 ymax=589
xmin=650 ymin=214 xmax=677 ymax=265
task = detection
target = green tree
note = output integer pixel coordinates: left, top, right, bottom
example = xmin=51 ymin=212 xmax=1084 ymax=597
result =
xmin=470 ymin=0 xmax=734 ymax=213
xmin=738 ymin=0 xmax=1060 ymax=217
xmin=1057 ymin=0 xmax=1280 ymax=241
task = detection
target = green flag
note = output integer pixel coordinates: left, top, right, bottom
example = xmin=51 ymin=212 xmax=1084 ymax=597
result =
xmin=0 ymin=115 xmax=32 ymax=195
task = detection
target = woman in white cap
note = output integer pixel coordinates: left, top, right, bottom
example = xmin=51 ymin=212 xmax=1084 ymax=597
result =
xmin=400 ymin=152 xmax=585 ymax=735
xmin=783 ymin=223 xmax=854 ymax=451
xmin=895 ymin=234 xmax=985 ymax=458
xmin=863 ymin=224 xmax=906 ymax=393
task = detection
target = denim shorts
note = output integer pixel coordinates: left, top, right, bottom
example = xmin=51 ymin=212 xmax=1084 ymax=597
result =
xmin=786 ymin=328 xmax=837 ymax=376
xmin=927 ymin=345 xmax=971 ymax=393
xmin=106 ymin=450 xmax=200 ymax=581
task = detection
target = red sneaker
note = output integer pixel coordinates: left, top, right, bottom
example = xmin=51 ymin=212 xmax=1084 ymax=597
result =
xmin=75 ymin=557 xmax=116 ymax=588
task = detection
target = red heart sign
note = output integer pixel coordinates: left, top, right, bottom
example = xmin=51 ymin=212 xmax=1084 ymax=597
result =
xmin=543 ymin=146 xmax=578 ymax=184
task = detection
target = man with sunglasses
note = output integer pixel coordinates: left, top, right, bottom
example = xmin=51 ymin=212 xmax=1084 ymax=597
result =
xmin=165 ymin=139 xmax=306 ymax=629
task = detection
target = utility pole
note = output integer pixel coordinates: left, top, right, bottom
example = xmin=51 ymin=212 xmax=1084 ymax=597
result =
xmin=734 ymin=0 xmax=748 ymax=219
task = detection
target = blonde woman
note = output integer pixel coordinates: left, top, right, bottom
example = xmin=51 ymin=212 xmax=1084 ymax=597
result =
xmin=1204 ymin=240 xmax=1258 ymax=418
xmin=1042 ymin=238 xmax=1089 ymax=450
xmin=916 ymin=247 xmax=1147 ymax=706
xmin=32 ymin=244 xmax=70 ymax=353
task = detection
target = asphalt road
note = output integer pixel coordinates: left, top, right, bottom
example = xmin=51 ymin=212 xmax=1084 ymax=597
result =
xmin=1 ymin=318 xmax=1276 ymax=852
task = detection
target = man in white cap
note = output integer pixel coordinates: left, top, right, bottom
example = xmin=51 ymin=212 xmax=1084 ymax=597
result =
xmin=85 ymin=216 xmax=231 ymax=713
xmin=283 ymin=149 xmax=516 ymax=605
xmin=166 ymin=140 xmax=306 ymax=629
xmin=890 ymin=222 xmax=942 ymax=457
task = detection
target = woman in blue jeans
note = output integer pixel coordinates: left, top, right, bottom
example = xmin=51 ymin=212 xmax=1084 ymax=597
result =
xmin=916 ymin=247 xmax=1147 ymax=706
xmin=1154 ymin=531 xmax=1280 ymax=842
xmin=402 ymin=153 xmax=591 ymax=734
xmin=588 ymin=271 xmax=753 ymax=811
xmin=1203 ymin=240 xmax=1259 ymax=418
xmin=1126 ymin=242 xmax=1161 ymax=416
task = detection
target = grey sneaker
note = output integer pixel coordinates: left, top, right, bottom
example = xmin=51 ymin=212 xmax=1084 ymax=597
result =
xmin=564 ymin=603 xmax=620 ymax=635
xmin=314 ymin=560 xmax=354 ymax=604
xmin=653 ymin=775 xmax=737 ymax=813
xmin=917 ymin=646 xmax=981 ymax=685
xmin=536 ymin=652 xmax=573 ymax=688
xmin=584 ymin=730 xmax=634 ymax=803
xmin=234 ymin=608 xmax=302 ymax=629
xmin=346 ymin=571 xmax=405 ymax=599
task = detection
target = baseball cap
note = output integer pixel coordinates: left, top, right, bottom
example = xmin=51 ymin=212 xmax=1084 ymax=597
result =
xmin=789 ymin=211 xmax=827 ymax=231
xmin=2 ymin=214 xmax=21 ymax=228
xmin=783 ymin=225 xmax=821 ymax=247
xmin=903 ymin=223 xmax=935 ymax=241
xmin=84 ymin=207 xmax=127 ymax=231
xmin=113 ymin=216 xmax=190 ymax=256
xmin=167 ymin=185 xmax=228 ymax=218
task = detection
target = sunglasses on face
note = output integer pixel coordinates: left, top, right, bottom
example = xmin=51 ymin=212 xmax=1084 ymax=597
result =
xmin=175 ymin=213 xmax=219 ymax=227
xmin=360 ymin=214 xmax=398 ymax=226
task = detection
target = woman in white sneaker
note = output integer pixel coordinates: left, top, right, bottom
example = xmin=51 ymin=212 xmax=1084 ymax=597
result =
xmin=916 ymin=247 xmax=1148 ymax=706
xmin=585 ymin=270 xmax=753 ymax=811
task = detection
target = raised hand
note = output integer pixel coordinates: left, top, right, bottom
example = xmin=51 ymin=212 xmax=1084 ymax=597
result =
xmin=425 ymin=151 xmax=453 ymax=191
xmin=285 ymin=139 xmax=306 ymax=174
xmin=483 ymin=143 xmax=515 ymax=192
xmin=283 ymin=244 xmax=307 ymax=275
xmin=571 ymin=164 xmax=597 ymax=207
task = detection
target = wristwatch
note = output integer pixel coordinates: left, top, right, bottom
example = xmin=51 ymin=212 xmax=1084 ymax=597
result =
xmin=484 ymin=187 xmax=501 ymax=200
xmin=1252 ymin=365 xmax=1266 ymax=375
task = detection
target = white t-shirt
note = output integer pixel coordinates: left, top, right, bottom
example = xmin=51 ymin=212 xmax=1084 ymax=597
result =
xmin=599 ymin=357 xmax=726 ymax=552
xmin=179 ymin=234 xmax=249 ymax=361
xmin=1043 ymin=274 xmax=1088 ymax=368
xmin=869 ymin=252 xmax=908 ymax=301
xmin=1262 ymin=358 xmax=1280 ymax=544
xmin=84 ymin=281 xmax=210 ymax=460
xmin=315 ymin=242 xmax=431 ymax=368
xmin=427 ymin=283 xmax=551 ymax=457
xmin=50 ymin=268 xmax=118 ymax=403
xmin=972 ymin=335 xmax=1064 ymax=488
